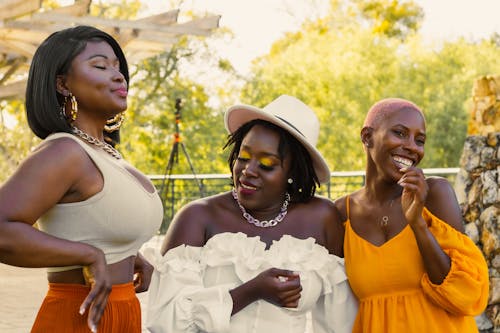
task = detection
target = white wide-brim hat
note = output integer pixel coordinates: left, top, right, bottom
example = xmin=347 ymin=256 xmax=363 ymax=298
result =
xmin=224 ymin=94 xmax=331 ymax=184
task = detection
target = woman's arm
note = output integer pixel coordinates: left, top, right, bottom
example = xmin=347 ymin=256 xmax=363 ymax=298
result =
xmin=398 ymin=168 xmax=453 ymax=284
xmin=400 ymin=170 xmax=488 ymax=315
xmin=0 ymin=139 xmax=110 ymax=332
xmin=134 ymin=252 xmax=154 ymax=293
xmin=148 ymin=201 xmax=232 ymax=333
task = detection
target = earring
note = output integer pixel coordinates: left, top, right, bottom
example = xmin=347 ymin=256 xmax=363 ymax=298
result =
xmin=69 ymin=93 xmax=78 ymax=122
xmin=60 ymin=95 xmax=68 ymax=120
xmin=104 ymin=112 xmax=125 ymax=133
xmin=287 ymin=178 xmax=293 ymax=184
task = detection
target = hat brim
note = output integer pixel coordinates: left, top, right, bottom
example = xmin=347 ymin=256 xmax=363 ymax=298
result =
xmin=224 ymin=104 xmax=331 ymax=184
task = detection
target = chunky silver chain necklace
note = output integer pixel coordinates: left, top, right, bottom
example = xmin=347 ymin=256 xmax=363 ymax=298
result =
xmin=231 ymin=188 xmax=290 ymax=228
xmin=71 ymin=126 xmax=122 ymax=159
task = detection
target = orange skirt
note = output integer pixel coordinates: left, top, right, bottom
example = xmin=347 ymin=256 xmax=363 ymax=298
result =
xmin=31 ymin=282 xmax=141 ymax=333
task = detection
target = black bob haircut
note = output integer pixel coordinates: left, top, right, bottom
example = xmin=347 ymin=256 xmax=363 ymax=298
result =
xmin=224 ymin=119 xmax=320 ymax=203
xmin=25 ymin=25 xmax=129 ymax=139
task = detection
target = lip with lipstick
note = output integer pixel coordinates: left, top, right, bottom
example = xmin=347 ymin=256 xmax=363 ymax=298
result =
xmin=239 ymin=181 xmax=257 ymax=195
xmin=114 ymin=88 xmax=128 ymax=97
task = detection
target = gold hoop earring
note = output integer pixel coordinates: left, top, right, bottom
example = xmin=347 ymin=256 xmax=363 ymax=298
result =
xmin=69 ymin=93 xmax=78 ymax=122
xmin=104 ymin=112 xmax=125 ymax=133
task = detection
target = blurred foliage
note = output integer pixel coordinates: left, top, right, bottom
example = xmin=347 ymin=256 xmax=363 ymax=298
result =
xmin=0 ymin=100 xmax=38 ymax=178
xmin=2 ymin=0 xmax=500 ymax=186
xmin=0 ymin=0 xmax=234 ymax=184
xmin=241 ymin=0 xmax=500 ymax=170
xmin=353 ymin=0 xmax=424 ymax=39
xmin=121 ymin=43 xmax=229 ymax=176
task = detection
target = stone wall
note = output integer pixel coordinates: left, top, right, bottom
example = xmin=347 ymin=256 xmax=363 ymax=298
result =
xmin=455 ymin=75 xmax=500 ymax=332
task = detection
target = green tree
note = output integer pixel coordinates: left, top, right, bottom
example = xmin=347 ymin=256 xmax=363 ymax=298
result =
xmin=0 ymin=100 xmax=38 ymax=180
xmin=353 ymin=0 xmax=424 ymax=39
xmin=0 ymin=0 xmax=235 ymax=185
xmin=241 ymin=0 xmax=500 ymax=170
xmin=121 ymin=45 xmax=229 ymax=176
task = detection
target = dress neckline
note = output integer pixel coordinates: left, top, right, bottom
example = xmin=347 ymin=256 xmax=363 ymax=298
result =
xmin=345 ymin=219 xmax=410 ymax=248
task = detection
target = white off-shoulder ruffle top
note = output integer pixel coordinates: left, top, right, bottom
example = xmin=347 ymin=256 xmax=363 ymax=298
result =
xmin=144 ymin=232 xmax=358 ymax=333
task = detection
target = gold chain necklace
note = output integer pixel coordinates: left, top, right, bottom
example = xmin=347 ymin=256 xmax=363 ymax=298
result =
xmin=71 ymin=126 xmax=122 ymax=159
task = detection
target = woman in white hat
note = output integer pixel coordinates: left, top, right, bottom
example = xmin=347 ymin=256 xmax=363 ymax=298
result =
xmin=145 ymin=95 xmax=357 ymax=333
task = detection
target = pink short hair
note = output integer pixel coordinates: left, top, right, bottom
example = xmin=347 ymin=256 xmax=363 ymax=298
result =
xmin=363 ymin=98 xmax=424 ymax=128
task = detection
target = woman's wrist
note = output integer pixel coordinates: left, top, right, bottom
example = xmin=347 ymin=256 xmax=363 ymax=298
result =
xmin=79 ymin=244 xmax=105 ymax=267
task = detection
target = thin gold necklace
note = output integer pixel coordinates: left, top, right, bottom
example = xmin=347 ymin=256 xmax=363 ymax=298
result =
xmin=71 ymin=126 xmax=122 ymax=159
xmin=380 ymin=199 xmax=394 ymax=228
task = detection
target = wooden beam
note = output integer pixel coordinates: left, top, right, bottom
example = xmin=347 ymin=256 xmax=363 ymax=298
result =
xmin=0 ymin=56 xmax=25 ymax=84
xmin=0 ymin=0 xmax=41 ymax=20
xmin=0 ymin=27 xmax=50 ymax=45
xmin=111 ymin=10 xmax=180 ymax=47
xmin=177 ymin=15 xmax=221 ymax=31
xmin=0 ymin=3 xmax=220 ymax=101
xmin=1 ymin=19 xmax=66 ymax=35
xmin=139 ymin=10 xmax=179 ymax=25
xmin=30 ymin=13 xmax=220 ymax=37
xmin=132 ymin=31 xmax=178 ymax=44
xmin=47 ymin=0 xmax=91 ymax=17
xmin=0 ymin=40 xmax=37 ymax=58
xmin=0 ymin=80 xmax=26 ymax=100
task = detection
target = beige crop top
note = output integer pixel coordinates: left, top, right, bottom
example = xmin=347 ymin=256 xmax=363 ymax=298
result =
xmin=37 ymin=133 xmax=163 ymax=272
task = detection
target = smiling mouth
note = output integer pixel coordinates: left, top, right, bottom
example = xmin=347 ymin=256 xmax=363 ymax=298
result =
xmin=240 ymin=182 xmax=257 ymax=190
xmin=393 ymin=156 xmax=413 ymax=168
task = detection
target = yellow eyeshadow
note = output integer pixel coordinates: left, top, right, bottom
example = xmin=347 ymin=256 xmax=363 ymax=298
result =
xmin=259 ymin=157 xmax=274 ymax=167
xmin=239 ymin=150 xmax=251 ymax=159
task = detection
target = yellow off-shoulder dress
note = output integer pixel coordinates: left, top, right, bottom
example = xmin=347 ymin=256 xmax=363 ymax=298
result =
xmin=344 ymin=199 xmax=489 ymax=333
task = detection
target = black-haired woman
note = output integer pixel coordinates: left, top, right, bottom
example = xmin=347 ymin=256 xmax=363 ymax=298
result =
xmin=0 ymin=26 xmax=162 ymax=332
xmin=145 ymin=95 xmax=357 ymax=333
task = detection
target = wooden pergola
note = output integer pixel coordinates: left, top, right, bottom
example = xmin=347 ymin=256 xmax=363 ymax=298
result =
xmin=0 ymin=0 xmax=220 ymax=100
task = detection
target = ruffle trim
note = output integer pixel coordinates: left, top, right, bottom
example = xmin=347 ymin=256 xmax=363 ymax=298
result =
xmin=149 ymin=232 xmax=347 ymax=293
xmin=143 ymin=244 xmax=203 ymax=274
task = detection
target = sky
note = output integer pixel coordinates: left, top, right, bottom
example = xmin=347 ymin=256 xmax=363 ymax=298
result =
xmin=139 ymin=0 xmax=500 ymax=75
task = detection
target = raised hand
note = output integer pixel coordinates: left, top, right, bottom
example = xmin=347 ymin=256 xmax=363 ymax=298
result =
xmin=398 ymin=166 xmax=428 ymax=226
xmin=79 ymin=251 xmax=111 ymax=333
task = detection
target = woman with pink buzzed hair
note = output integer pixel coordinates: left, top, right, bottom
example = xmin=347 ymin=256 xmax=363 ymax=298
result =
xmin=334 ymin=98 xmax=489 ymax=332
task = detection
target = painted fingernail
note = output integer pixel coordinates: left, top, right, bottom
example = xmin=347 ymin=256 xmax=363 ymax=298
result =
xmin=79 ymin=307 xmax=85 ymax=315
xmin=91 ymin=324 xmax=97 ymax=333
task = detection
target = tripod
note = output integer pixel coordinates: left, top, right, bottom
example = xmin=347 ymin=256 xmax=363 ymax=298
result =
xmin=159 ymin=98 xmax=204 ymax=222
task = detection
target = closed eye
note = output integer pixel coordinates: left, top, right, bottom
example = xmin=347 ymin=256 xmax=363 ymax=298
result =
xmin=259 ymin=164 xmax=274 ymax=171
